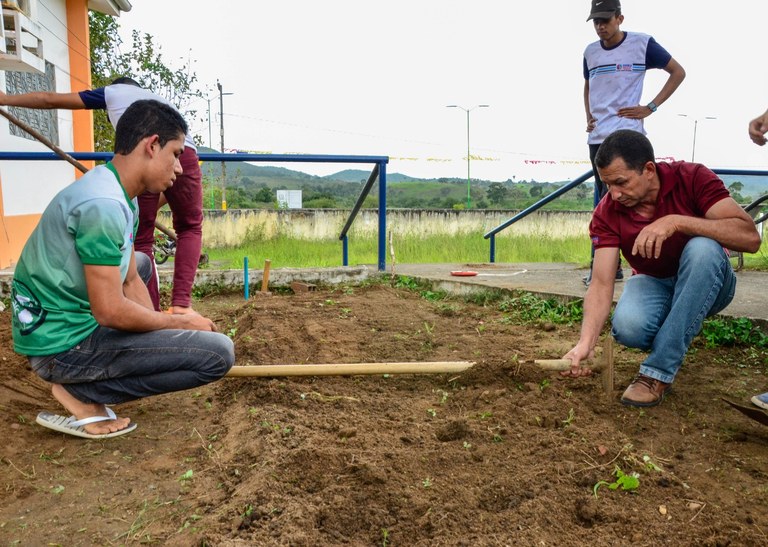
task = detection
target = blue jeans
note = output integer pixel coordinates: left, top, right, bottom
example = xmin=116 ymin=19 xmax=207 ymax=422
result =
xmin=611 ymin=237 xmax=736 ymax=384
xmin=28 ymin=252 xmax=234 ymax=405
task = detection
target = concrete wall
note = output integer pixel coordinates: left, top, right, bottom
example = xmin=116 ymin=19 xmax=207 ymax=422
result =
xmin=159 ymin=209 xmax=592 ymax=248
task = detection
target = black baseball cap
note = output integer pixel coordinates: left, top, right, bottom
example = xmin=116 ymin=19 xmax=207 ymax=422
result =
xmin=587 ymin=0 xmax=621 ymax=21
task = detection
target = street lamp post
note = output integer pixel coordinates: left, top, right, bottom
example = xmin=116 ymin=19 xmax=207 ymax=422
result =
xmin=205 ymin=94 xmax=213 ymax=149
xmin=217 ymin=80 xmax=234 ymax=210
xmin=447 ymin=104 xmax=489 ymax=209
xmin=677 ymin=114 xmax=717 ymax=162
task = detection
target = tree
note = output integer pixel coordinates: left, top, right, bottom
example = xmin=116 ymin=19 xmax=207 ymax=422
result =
xmin=88 ymin=12 xmax=201 ymax=151
xmin=486 ymin=182 xmax=509 ymax=205
xmin=255 ymin=187 xmax=274 ymax=203
xmin=529 ymin=185 xmax=543 ymax=198
xmin=728 ymin=181 xmax=745 ymax=203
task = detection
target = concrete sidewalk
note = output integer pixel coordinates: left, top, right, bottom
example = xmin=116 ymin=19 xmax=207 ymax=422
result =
xmin=389 ymin=262 xmax=768 ymax=325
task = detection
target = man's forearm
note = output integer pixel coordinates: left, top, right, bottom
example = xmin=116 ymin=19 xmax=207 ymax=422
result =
xmin=123 ymin=276 xmax=155 ymax=311
xmin=0 ymin=91 xmax=86 ymax=110
xmin=578 ymin=281 xmax=614 ymax=351
xmin=676 ymin=215 xmax=761 ymax=253
xmin=651 ymin=59 xmax=685 ymax=107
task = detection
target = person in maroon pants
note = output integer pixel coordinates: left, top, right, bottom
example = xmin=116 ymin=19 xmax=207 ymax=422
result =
xmin=0 ymin=78 xmax=202 ymax=314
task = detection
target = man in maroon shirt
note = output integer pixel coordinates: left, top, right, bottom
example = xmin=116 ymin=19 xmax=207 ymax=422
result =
xmin=562 ymin=130 xmax=761 ymax=407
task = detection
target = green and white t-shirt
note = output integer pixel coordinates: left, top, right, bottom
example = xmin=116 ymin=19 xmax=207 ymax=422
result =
xmin=11 ymin=163 xmax=137 ymax=355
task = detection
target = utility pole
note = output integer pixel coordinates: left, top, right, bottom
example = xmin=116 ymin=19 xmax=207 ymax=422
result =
xmin=446 ymin=104 xmax=490 ymax=209
xmin=217 ymin=80 xmax=227 ymax=210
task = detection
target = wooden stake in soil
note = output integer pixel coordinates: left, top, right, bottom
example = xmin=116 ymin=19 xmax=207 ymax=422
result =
xmin=261 ymin=259 xmax=271 ymax=292
xmin=533 ymin=335 xmax=615 ymax=395
xmin=226 ymin=361 xmax=475 ymax=377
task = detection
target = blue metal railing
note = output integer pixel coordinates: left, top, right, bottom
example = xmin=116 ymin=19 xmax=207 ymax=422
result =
xmin=338 ymin=162 xmax=388 ymax=269
xmin=0 ymin=151 xmax=390 ymax=271
xmin=484 ymin=167 xmax=768 ymax=263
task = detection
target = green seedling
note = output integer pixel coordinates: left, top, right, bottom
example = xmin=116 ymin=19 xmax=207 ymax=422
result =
xmin=381 ymin=528 xmax=390 ymax=547
xmin=478 ymin=411 xmax=493 ymax=420
xmin=593 ymin=466 xmax=640 ymax=497
xmin=421 ymin=478 xmax=433 ymax=488
xmin=51 ymin=485 xmax=65 ymax=495
xmin=179 ymin=469 xmax=194 ymax=483
xmin=463 ymin=441 xmax=472 ymax=450
xmin=426 ymin=408 xmax=437 ymax=417
xmin=643 ymin=455 xmax=662 ymax=472
xmin=561 ymin=408 xmax=576 ymax=427
xmin=539 ymin=379 xmax=551 ymax=392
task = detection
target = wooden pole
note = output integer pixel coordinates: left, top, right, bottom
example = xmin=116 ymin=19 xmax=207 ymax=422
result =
xmin=0 ymin=106 xmax=89 ymax=174
xmin=261 ymin=259 xmax=271 ymax=292
xmin=225 ymin=361 xmax=474 ymax=377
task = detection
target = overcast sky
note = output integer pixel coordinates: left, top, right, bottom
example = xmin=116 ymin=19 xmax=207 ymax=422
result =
xmin=118 ymin=0 xmax=768 ymax=182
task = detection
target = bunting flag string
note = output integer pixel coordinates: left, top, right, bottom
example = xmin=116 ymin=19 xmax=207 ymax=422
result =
xmin=218 ymin=148 xmax=676 ymax=166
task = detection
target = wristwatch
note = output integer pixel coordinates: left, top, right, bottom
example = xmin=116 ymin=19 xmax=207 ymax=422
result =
xmin=646 ymin=101 xmax=658 ymax=113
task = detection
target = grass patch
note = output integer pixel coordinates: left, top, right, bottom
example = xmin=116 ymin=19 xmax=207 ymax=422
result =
xmin=203 ymin=233 xmax=592 ymax=269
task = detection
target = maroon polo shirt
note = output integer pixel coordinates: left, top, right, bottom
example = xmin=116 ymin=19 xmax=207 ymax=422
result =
xmin=589 ymin=161 xmax=731 ymax=278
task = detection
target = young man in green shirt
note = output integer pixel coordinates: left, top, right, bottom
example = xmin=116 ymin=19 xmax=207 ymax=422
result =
xmin=11 ymin=100 xmax=234 ymax=439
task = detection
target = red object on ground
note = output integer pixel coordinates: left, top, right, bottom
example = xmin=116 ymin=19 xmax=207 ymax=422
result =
xmin=450 ymin=271 xmax=478 ymax=277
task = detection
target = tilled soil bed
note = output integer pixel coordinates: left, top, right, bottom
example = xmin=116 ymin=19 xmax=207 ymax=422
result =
xmin=1 ymin=282 xmax=767 ymax=546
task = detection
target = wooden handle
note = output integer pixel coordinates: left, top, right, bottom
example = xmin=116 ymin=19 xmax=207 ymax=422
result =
xmin=226 ymin=361 xmax=474 ymax=377
xmin=0 ymin=107 xmax=91 ymax=174
xmin=534 ymin=359 xmax=604 ymax=372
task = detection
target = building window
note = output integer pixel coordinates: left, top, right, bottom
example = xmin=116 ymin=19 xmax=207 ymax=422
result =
xmin=5 ymin=60 xmax=58 ymax=145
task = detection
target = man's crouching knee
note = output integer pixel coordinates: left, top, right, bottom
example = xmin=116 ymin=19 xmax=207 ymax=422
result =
xmin=199 ymin=332 xmax=235 ymax=382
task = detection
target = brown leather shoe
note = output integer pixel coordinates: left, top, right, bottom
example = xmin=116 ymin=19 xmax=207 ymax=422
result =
xmin=620 ymin=374 xmax=671 ymax=407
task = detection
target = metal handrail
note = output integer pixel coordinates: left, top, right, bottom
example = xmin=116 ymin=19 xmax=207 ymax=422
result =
xmin=483 ymin=167 xmax=768 ymax=263
xmin=0 ymin=150 xmax=391 ymax=271
xmin=338 ymin=162 xmax=389 ymax=270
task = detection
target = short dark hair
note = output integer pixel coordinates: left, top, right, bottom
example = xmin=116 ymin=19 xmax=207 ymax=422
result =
xmin=594 ymin=129 xmax=655 ymax=173
xmin=113 ymin=100 xmax=187 ymax=155
xmin=111 ymin=76 xmax=141 ymax=87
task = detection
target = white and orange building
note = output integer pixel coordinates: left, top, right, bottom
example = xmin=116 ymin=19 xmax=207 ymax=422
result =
xmin=0 ymin=0 xmax=131 ymax=268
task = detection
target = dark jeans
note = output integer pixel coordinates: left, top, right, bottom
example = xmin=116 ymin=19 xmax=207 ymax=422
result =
xmin=134 ymin=146 xmax=204 ymax=310
xmin=588 ymin=143 xmax=621 ymax=273
xmin=589 ymin=143 xmax=607 ymax=204
xmin=28 ymin=252 xmax=234 ymax=405
xmin=612 ymin=238 xmax=736 ymax=383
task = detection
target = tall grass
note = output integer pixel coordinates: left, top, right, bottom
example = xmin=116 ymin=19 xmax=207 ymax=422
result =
xmin=201 ymin=233 xmax=768 ymax=271
xmin=203 ymin=233 xmax=593 ymax=269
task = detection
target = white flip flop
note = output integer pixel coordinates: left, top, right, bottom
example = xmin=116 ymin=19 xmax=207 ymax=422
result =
xmin=36 ymin=407 xmax=137 ymax=439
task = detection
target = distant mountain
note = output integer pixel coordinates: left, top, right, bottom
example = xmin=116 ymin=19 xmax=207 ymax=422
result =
xmin=326 ymin=169 xmax=422 ymax=183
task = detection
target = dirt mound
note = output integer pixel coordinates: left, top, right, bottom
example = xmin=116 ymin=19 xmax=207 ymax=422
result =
xmin=1 ymin=284 xmax=767 ymax=545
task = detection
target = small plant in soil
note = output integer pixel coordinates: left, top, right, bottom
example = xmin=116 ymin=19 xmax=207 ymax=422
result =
xmin=593 ymin=466 xmax=640 ymax=497
xmin=701 ymin=317 xmax=768 ymax=348
xmin=178 ymin=470 xmax=194 ymax=483
xmin=561 ymin=408 xmax=576 ymax=427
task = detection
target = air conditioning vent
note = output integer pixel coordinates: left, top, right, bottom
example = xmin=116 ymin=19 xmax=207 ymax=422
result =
xmin=0 ymin=8 xmax=44 ymax=74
